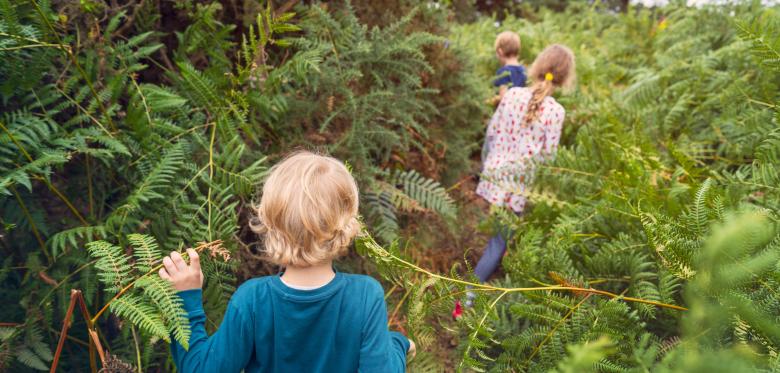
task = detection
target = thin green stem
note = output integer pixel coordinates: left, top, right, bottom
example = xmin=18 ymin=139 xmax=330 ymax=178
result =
xmin=388 ymin=287 xmax=413 ymax=326
xmin=128 ymin=70 xmax=153 ymax=127
xmin=11 ymin=186 xmax=48 ymax=257
xmin=0 ymin=31 xmax=68 ymax=47
xmin=131 ymin=326 xmax=142 ymax=373
xmin=0 ymin=43 xmax=64 ymax=51
xmin=363 ymin=237 xmax=687 ymax=311
xmin=523 ymin=294 xmax=592 ymax=367
xmin=128 ymin=123 xmax=212 ymax=167
xmin=0 ymin=120 xmax=33 ymax=161
xmin=39 ymin=176 xmax=89 ymax=226
xmin=86 ymin=155 xmax=94 ymax=219
xmin=1 ymin=121 xmax=89 ymax=226
xmin=207 ymin=121 xmax=217 ymax=241
xmin=52 ymin=84 xmax=113 ymax=137
xmin=538 ymin=165 xmax=603 ymax=178
xmin=38 ymin=260 xmax=98 ymax=307
xmin=459 ymin=290 xmax=508 ymax=369
xmin=30 ymin=0 xmax=117 ymax=132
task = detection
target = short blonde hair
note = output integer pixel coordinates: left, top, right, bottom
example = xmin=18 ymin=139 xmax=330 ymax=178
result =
xmin=495 ymin=31 xmax=521 ymax=57
xmin=250 ymin=151 xmax=360 ymax=267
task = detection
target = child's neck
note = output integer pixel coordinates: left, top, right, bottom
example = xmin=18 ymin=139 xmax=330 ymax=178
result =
xmin=503 ymin=57 xmax=520 ymax=66
xmin=282 ymin=260 xmax=335 ymax=287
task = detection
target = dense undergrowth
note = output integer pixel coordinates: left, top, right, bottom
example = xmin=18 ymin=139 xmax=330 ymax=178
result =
xmin=415 ymin=2 xmax=780 ymax=371
xmin=1 ymin=0 xmax=780 ymax=372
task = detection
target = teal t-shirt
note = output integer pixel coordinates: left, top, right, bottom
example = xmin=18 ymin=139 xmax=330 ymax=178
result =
xmin=171 ymin=272 xmax=410 ymax=372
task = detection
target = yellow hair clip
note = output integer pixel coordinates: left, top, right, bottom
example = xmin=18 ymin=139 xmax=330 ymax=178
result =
xmin=545 ymin=72 xmax=554 ymax=81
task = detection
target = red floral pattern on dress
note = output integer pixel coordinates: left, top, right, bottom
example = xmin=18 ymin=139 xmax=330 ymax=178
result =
xmin=477 ymin=87 xmax=565 ymax=213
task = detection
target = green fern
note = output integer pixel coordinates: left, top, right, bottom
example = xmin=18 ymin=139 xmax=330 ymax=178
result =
xmin=735 ymin=15 xmax=780 ymax=71
xmin=86 ymin=240 xmax=133 ymax=293
xmin=86 ymin=234 xmax=204 ymax=349
xmin=364 ymin=168 xmax=457 ymax=242
xmin=128 ymin=233 xmax=162 ymax=273
xmin=389 ymin=169 xmax=457 ymax=219
xmin=135 ymin=276 xmax=190 ymax=349
xmin=110 ymin=296 xmax=169 ymax=343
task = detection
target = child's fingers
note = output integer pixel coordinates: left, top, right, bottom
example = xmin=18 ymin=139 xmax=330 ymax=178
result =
xmin=163 ymin=256 xmax=179 ymax=276
xmin=170 ymin=251 xmax=187 ymax=271
xmin=186 ymin=248 xmax=200 ymax=271
xmin=159 ymin=267 xmax=172 ymax=281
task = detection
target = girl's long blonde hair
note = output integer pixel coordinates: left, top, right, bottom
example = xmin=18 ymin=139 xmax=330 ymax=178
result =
xmin=523 ymin=44 xmax=576 ymax=125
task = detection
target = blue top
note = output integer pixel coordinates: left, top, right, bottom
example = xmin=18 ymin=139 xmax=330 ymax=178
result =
xmin=494 ymin=65 xmax=527 ymax=89
xmin=172 ymin=272 xmax=410 ymax=373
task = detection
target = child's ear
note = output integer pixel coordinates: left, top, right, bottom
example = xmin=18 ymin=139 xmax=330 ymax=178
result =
xmin=496 ymin=48 xmax=504 ymax=57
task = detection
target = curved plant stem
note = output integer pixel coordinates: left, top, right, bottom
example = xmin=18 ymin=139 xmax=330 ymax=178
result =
xmin=459 ymin=290 xmax=508 ymax=369
xmin=0 ymin=31 xmax=68 ymax=50
xmin=361 ymin=236 xmax=688 ymax=311
xmin=207 ymin=121 xmax=217 ymax=241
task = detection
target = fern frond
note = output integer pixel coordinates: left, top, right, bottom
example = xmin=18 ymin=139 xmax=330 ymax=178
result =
xmin=86 ymin=240 xmax=133 ymax=293
xmin=135 ymin=276 xmax=190 ymax=349
xmin=47 ymin=225 xmax=107 ymax=257
xmin=389 ymin=169 xmax=457 ymax=219
xmin=109 ymin=295 xmax=169 ymax=343
xmin=128 ymin=234 xmax=162 ymax=273
xmin=735 ymin=16 xmax=780 ymax=71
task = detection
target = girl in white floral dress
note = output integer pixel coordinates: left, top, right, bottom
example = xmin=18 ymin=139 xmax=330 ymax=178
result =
xmin=472 ymin=44 xmax=576 ymax=283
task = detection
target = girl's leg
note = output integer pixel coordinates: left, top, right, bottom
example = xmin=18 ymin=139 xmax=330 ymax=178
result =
xmin=473 ymin=233 xmax=508 ymax=282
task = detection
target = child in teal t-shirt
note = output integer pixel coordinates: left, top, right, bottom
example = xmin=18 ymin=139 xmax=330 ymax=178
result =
xmin=159 ymin=152 xmax=414 ymax=372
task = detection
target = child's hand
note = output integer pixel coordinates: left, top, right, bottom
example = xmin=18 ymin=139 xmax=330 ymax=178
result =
xmin=485 ymin=94 xmax=502 ymax=108
xmin=159 ymin=249 xmax=203 ymax=291
xmin=407 ymin=339 xmax=416 ymax=359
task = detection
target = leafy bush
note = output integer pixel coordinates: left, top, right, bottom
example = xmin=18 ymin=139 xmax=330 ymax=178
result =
xmin=389 ymin=2 xmax=780 ymax=371
xmin=0 ymin=0 xmax=474 ymax=370
xmin=1 ymin=0 xmax=780 ymax=372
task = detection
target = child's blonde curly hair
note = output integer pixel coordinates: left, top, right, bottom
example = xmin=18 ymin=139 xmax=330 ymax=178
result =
xmin=250 ymin=151 xmax=361 ymax=267
xmin=494 ymin=31 xmax=521 ymax=57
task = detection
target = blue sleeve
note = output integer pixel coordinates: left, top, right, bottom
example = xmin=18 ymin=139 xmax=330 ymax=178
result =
xmin=358 ymin=282 xmax=408 ymax=373
xmin=390 ymin=332 xmax=411 ymax=363
xmin=517 ymin=67 xmax=527 ymax=87
xmin=493 ymin=67 xmax=511 ymax=87
xmin=171 ymin=289 xmax=254 ymax=373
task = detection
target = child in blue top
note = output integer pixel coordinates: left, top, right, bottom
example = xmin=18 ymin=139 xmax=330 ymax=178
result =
xmin=159 ymin=152 xmax=414 ymax=373
xmin=493 ymin=31 xmax=527 ymax=101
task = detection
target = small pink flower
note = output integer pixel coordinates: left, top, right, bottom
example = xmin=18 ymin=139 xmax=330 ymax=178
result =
xmin=453 ymin=301 xmax=463 ymax=320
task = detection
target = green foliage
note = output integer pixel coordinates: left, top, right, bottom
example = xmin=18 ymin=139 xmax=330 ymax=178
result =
xmin=86 ymin=235 xmax=191 ymax=348
xmin=372 ymin=2 xmax=780 ymax=371
xmin=283 ymin=4 xmax=439 ymax=171
xmin=0 ymin=0 xmax=473 ymax=370
xmin=1 ymin=324 xmax=52 ymax=371
xmin=736 ymin=11 xmax=780 ymax=70
xmin=3 ymin=0 xmax=779 ymax=371
xmin=365 ymin=168 xmax=457 ymax=242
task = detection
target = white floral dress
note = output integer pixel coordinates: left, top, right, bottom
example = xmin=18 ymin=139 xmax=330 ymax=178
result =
xmin=476 ymin=87 xmax=565 ymax=213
